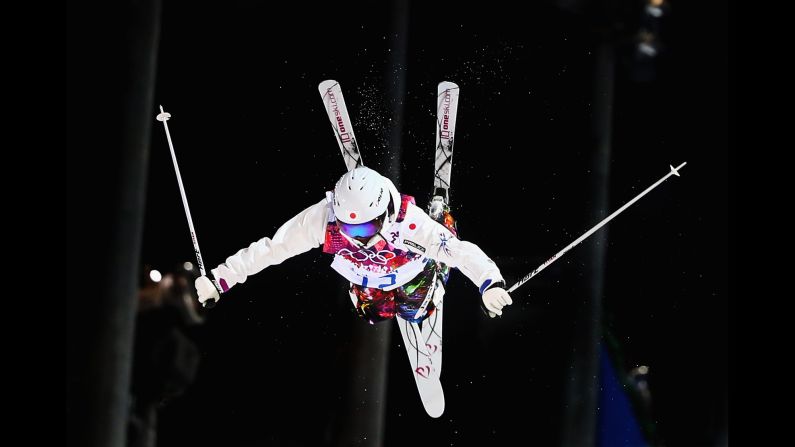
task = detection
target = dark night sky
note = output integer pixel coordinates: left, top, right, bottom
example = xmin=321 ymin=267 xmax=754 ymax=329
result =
xmin=71 ymin=1 xmax=729 ymax=446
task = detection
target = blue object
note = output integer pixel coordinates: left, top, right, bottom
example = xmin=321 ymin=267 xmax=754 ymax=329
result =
xmin=597 ymin=343 xmax=648 ymax=447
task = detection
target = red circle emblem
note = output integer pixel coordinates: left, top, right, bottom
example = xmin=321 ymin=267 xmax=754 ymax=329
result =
xmin=350 ymin=213 xmax=357 ymax=219
xmin=409 ymin=223 xmax=416 ymax=230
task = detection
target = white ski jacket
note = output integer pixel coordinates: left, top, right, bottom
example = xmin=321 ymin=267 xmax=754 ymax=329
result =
xmin=210 ymin=194 xmax=504 ymax=294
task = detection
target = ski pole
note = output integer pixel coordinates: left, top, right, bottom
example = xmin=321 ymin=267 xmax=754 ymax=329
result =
xmin=156 ymin=105 xmax=216 ymax=308
xmin=508 ymin=162 xmax=687 ymax=294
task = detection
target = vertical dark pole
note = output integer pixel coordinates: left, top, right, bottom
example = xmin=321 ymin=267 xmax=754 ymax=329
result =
xmin=67 ymin=1 xmax=162 ymax=446
xmin=335 ymin=320 xmax=392 ymax=447
xmin=560 ymin=39 xmax=614 ymax=447
xmin=334 ymin=1 xmax=410 ymax=445
xmin=385 ymin=0 xmax=410 ymax=181
xmin=381 ymin=0 xmax=410 ymax=432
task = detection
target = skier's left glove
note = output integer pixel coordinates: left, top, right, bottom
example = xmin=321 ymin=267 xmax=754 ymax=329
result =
xmin=481 ymin=282 xmax=512 ymax=318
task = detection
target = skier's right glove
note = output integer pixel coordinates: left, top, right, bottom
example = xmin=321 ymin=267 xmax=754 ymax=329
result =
xmin=195 ymin=274 xmax=223 ymax=305
xmin=481 ymin=282 xmax=513 ymax=318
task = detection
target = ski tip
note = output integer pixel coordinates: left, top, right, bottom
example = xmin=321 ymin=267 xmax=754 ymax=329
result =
xmin=318 ymin=80 xmax=338 ymax=94
xmin=416 ymin=376 xmax=445 ymax=418
xmin=424 ymin=398 xmax=445 ymax=418
xmin=438 ymin=81 xmax=459 ymax=92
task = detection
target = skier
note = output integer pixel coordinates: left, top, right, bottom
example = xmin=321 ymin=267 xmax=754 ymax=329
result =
xmin=193 ymin=166 xmax=512 ymax=417
xmin=194 ymin=166 xmax=512 ymax=321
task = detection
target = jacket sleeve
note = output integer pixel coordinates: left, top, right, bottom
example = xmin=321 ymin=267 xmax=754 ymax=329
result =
xmin=210 ymin=198 xmax=328 ymax=292
xmin=403 ymin=204 xmax=505 ymax=294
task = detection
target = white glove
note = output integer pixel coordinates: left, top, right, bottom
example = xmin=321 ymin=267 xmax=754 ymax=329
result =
xmin=195 ymin=275 xmax=221 ymax=305
xmin=482 ymin=287 xmax=513 ymax=318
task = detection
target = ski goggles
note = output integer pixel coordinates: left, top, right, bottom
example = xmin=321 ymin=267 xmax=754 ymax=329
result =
xmin=338 ymin=214 xmax=385 ymax=239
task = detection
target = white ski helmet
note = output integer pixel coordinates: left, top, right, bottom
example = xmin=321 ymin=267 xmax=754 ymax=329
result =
xmin=333 ymin=166 xmax=400 ymax=226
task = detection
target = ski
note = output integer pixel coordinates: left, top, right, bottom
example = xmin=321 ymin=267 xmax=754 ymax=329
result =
xmin=398 ymin=317 xmax=445 ymax=418
xmin=415 ymin=81 xmax=460 ymax=321
xmin=398 ymin=81 xmax=461 ymax=417
xmin=318 ymin=80 xmax=363 ymax=171
xmin=429 ymin=81 xmax=460 ymax=219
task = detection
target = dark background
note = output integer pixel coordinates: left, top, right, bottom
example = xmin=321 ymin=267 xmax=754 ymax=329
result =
xmin=68 ymin=1 xmax=729 ymax=446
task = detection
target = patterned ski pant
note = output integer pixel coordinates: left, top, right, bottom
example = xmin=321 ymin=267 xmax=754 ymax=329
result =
xmin=349 ymin=210 xmax=457 ymax=324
